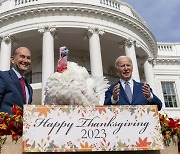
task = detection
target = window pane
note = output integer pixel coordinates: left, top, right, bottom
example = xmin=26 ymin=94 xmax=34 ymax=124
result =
xmin=172 ymin=96 xmax=177 ymax=107
xmin=25 ymin=71 xmax=32 ymax=84
xmin=166 ymin=85 xmax=171 ymax=94
xmin=161 ymin=82 xmax=178 ymax=108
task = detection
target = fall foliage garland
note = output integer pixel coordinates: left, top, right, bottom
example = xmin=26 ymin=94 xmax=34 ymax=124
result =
xmin=0 ymin=105 xmax=23 ymax=151
xmin=159 ymin=113 xmax=180 ymax=146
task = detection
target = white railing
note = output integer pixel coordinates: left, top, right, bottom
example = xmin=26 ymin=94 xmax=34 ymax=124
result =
xmin=99 ymin=0 xmax=144 ymax=23
xmin=0 ymin=0 xmax=144 ymax=23
xmin=100 ymin=0 xmax=121 ymax=10
xmin=157 ymin=43 xmax=180 ymax=58
xmin=158 ymin=44 xmax=173 ymax=52
xmin=15 ymin=0 xmax=38 ymax=5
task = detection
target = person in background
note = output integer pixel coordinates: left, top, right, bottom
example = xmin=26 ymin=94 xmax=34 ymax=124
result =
xmin=0 ymin=47 xmax=33 ymax=114
xmin=104 ymin=56 xmax=162 ymax=111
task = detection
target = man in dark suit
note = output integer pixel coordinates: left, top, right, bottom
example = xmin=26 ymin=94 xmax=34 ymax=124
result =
xmin=0 ymin=47 xmax=33 ymax=114
xmin=104 ymin=56 xmax=162 ymax=111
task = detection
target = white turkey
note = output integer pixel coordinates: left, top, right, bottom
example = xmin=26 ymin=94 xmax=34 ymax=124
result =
xmin=44 ymin=46 xmax=109 ymax=105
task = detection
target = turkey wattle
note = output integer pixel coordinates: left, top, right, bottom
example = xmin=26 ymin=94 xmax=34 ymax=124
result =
xmin=44 ymin=46 xmax=109 ymax=105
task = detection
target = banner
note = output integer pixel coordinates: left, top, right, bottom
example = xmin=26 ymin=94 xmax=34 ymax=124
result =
xmin=23 ymin=105 xmax=163 ymax=152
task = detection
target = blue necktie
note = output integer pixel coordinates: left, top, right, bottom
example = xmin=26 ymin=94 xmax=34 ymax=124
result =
xmin=125 ymin=82 xmax=132 ymax=103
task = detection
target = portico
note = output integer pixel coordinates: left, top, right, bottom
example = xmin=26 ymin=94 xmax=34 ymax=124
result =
xmin=0 ymin=0 xmax=157 ymax=104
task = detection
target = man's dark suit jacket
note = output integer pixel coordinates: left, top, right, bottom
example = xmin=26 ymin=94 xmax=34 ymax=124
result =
xmin=0 ymin=69 xmax=33 ymax=114
xmin=104 ymin=80 xmax=162 ymax=111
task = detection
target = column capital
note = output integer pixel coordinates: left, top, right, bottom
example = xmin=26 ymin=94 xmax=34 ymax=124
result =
xmin=38 ymin=25 xmax=57 ymax=36
xmin=87 ymin=27 xmax=105 ymax=36
xmin=147 ymin=56 xmax=156 ymax=65
xmin=124 ymin=38 xmax=136 ymax=48
xmin=0 ymin=35 xmax=12 ymax=44
xmin=119 ymin=38 xmax=136 ymax=48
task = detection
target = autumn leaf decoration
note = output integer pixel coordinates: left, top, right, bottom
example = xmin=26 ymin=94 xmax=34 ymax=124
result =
xmin=159 ymin=113 xmax=180 ymax=146
xmin=0 ymin=105 xmax=23 ymax=150
xmin=79 ymin=142 xmax=93 ymax=151
xmin=136 ymin=137 xmax=151 ymax=150
xmin=35 ymin=106 xmax=51 ymax=117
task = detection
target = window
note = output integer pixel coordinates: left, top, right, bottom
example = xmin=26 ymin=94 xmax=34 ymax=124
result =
xmin=25 ymin=71 xmax=32 ymax=84
xmin=161 ymin=82 xmax=178 ymax=107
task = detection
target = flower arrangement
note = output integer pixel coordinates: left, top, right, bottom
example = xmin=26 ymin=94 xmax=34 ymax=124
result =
xmin=0 ymin=105 xmax=23 ymax=152
xmin=159 ymin=113 xmax=180 ymax=147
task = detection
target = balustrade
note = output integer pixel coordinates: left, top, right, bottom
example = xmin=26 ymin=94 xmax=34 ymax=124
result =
xmin=158 ymin=44 xmax=173 ymax=52
xmin=15 ymin=0 xmax=38 ymax=5
xmin=0 ymin=0 xmax=143 ymax=23
xmin=100 ymin=0 xmax=121 ymax=10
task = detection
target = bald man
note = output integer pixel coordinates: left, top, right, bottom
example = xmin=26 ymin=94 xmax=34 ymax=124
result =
xmin=0 ymin=47 xmax=33 ymax=114
xmin=104 ymin=56 xmax=162 ymax=111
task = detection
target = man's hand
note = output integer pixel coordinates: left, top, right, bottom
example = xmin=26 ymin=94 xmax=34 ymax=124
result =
xmin=113 ymin=83 xmax=120 ymax=101
xmin=142 ymin=82 xmax=151 ymax=98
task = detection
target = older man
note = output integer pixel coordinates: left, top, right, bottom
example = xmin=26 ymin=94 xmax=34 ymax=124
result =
xmin=0 ymin=47 xmax=33 ymax=114
xmin=104 ymin=56 xmax=162 ymax=111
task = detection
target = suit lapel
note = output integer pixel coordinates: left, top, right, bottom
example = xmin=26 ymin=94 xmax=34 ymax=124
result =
xmin=119 ymin=81 xmax=130 ymax=103
xmin=24 ymin=79 xmax=32 ymax=104
xmin=9 ymin=69 xmax=25 ymax=104
xmin=132 ymin=80 xmax=141 ymax=103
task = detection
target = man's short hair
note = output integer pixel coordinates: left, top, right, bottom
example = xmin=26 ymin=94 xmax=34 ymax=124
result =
xmin=115 ymin=56 xmax=132 ymax=68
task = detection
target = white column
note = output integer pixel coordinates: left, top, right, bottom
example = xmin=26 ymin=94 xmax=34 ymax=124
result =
xmin=0 ymin=35 xmax=12 ymax=71
xmin=124 ymin=39 xmax=140 ymax=82
xmin=144 ymin=57 xmax=157 ymax=93
xmin=88 ymin=27 xmax=104 ymax=78
xmin=38 ymin=26 xmax=56 ymax=104
xmin=88 ymin=27 xmax=105 ymax=105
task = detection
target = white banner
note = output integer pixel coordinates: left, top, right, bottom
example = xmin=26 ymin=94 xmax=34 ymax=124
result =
xmin=23 ymin=105 xmax=163 ymax=152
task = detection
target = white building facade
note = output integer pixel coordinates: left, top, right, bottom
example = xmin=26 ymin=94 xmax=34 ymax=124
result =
xmin=0 ymin=0 xmax=179 ymax=118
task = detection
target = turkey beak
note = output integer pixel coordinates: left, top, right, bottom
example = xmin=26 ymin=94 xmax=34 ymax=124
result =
xmin=61 ymin=51 xmax=67 ymax=58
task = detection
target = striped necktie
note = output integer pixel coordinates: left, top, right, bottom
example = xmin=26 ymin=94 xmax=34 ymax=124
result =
xmin=125 ymin=81 xmax=132 ymax=103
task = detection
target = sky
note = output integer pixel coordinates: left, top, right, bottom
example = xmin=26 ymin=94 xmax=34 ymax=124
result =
xmin=123 ymin=0 xmax=180 ymax=43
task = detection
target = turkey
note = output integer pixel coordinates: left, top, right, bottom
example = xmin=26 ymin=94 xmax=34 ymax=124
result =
xmin=44 ymin=46 xmax=109 ymax=105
